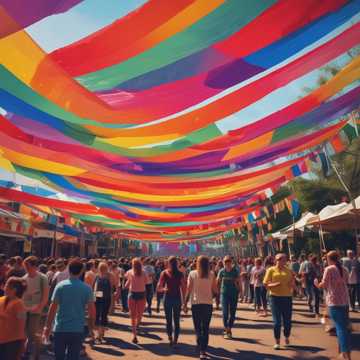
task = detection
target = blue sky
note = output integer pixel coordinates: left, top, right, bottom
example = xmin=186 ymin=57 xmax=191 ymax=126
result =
xmin=26 ymin=0 xmax=147 ymax=52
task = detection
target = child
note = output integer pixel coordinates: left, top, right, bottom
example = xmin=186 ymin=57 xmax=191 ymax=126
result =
xmin=0 ymin=277 xmax=27 ymax=360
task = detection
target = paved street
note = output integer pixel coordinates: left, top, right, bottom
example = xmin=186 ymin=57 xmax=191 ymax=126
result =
xmin=41 ymin=300 xmax=360 ymax=360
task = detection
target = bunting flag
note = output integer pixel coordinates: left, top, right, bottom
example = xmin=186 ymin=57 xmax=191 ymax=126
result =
xmin=0 ymin=1 xmax=359 ymax=242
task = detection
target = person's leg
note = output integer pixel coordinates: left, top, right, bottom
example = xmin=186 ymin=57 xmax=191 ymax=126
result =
xmin=282 ymin=297 xmax=293 ymax=340
xmin=201 ymin=304 xmax=213 ymax=352
xmin=191 ymin=305 xmax=202 ymax=349
xmin=145 ymin=284 xmax=153 ymax=315
xmin=54 ymin=332 xmax=67 ymax=360
xmin=307 ymin=281 xmax=314 ymax=312
xmin=1 ymin=340 xmax=25 ymax=360
xmin=228 ymin=294 xmax=238 ymax=330
xmin=136 ymin=298 xmax=147 ymax=327
xmin=221 ymin=294 xmax=229 ymax=329
xmin=261 ymin=286 xmax=268 ymax=313
xmin=314 ymin=286 xmax=320 ymax=315
xmin=349 ymin=285 xmax=356 ymax=311
xmin=95 ymin=301 xmax=102 ymax=339
xmin=254 ymin=287 xmax=261 ymax=311
xmin=164 ymin=296 xmax=174 ymax=339
xmin=27 ymin=313 xmax=41 ymax=360
xmin=173 ymin=298 xmax=182 ymax=341
xmin=122 ymin=288 xmax=129 ymax=312
xmin=128 ymin=298 xmax=138 ymax=338
xmin=329 ymin=306 xmax=351 ymax=354
xmin=249 ymin=284 xmax=254 ymax=304
xmin=356 ymin=284 xmax=360 ymax=310
xmin=65 ymin=332 xmax=83 ymax=360
xmin=156 ymin=292 xmax=163 ymax=312
xmin=270 ymin=296 xmax=282 ymax=343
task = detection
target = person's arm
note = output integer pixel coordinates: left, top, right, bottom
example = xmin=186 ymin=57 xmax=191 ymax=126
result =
xmin=156 ymin=272 xmax=165 ymax=292
xmin=314 ymin=267 xmax=328 ymax=289
xmin=211 ymin=273 xmax=218 ymax=296
xmin=263 ymin=268 xmax=280 ymax=289
xmin=180 ymin=275 xmax=187 ymax=306
xmin=216 ymin=270 xmax=222 ymax=292
xmin=235 ymin=272 xmax=242 ymax=291
xmin=87 ymin=301 xmax=96 ymax=338
xmin=184 ymin=274 xmax=193 ymax=312
xmin=43 ymin=302 xmax=58 ymax=338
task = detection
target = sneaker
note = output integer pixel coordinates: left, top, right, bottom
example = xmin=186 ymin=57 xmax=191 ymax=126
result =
xmin=284 ymin=338 xmax=290 ymax=348
xmin=273 ymin=344 xmax=281 ymax=350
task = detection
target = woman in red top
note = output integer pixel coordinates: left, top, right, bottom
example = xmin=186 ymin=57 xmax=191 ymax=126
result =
xmin=0 ymin=277 xmax=27 ymax=360
xmin=157 ymin=256 xmax=186 ymax=346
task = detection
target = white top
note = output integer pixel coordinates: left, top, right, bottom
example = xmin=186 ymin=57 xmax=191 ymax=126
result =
xmin=188 ymin=270 xmax=214 ymax=305
xmin=53 ymin=269 xmax=70 ymax=284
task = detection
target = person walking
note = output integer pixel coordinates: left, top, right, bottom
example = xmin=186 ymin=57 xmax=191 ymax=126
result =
xmin=315 ymin=251 xmax=352 ymax=360
xmin=252 ymin=257 xmax=268 ymax=317
xmin=157 ymin=256 xmax=186 ymax=346
xmin=43 ymin=259 xmax=96 ymax=360
xmin=308 ymin=255 xmax=322 ymax=317
xmin=22 ymin=256 xmax=49 ymax=360
xmin=184 ymin=256 xmax=218 ymax=359
xmin=0 ymin=277 xmax=28 ymax=360
xmin=217 ymin=256 xmax=240 ymax=339
xmin=125 ymin=258 xmax=148 ymax=344
xmin=154 ymin=259 xmax=165 ymax=313
xmin=93 ymin=262 xmax=114 ymax=344
xmin=342 ymin=250 xmax=360 ymax=312
xmin=143 ymin=258 xmax=155 ymax=316
xmin=264 ymin=253 xmax=294 ymax=350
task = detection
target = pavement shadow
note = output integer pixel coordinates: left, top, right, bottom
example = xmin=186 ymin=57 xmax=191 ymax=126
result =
xmin=103 ymin=336 xmax=139 ymax=350
xmin=90 ymin=345 xmax=125 ymax=357
xmin=287 ymin=345 xmax=325 ymax=353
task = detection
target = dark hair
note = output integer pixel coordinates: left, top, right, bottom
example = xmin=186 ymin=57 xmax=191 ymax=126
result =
xmin=39 ymin=264 xmax=48 ymax=274
xmin=6 ymin=277 xmax=27 ymax=298
xmin=168 ymin=256 xmax=180 ymax=277
xmin=327 ymin=250 xmax=343 ymax=277
xmin=197 ymin=256 xmax=210 ymax=278
xmin=24 ymin=256 xmax=38 ymax=267
xmin=68 ymin=259 xmax=84 ymax=276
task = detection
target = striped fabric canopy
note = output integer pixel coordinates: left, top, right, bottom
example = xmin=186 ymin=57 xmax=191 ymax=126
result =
xmin=0 ymin=0 xmax=359 ymax=241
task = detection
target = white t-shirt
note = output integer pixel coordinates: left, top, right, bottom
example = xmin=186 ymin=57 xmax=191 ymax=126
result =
xmin=188 ymin=270 xmax=214 ymax=305
xmin=53 ymin=269 xmax=70 ymax=284
xmin=143 ymin=265 xmax=155 ymax=285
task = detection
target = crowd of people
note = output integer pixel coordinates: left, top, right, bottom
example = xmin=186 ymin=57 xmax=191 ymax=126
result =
xmin=0 ymin=249 xmax=358 ymax=360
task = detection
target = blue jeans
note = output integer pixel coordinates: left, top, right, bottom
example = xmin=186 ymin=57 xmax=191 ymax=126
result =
xmin=221 ymin=293 xmax=238 ymax=329
xmin=270 ymin=296 xmax=292 ymax=340
xmin=328 ymin=306 xmax=351 ymax=353
xmin=255 ymin=286 xmax=267 ymax=310
xmin=121 ymin=287 xmax=129 ymax=311
xmin=164 ymin=295 xmax=181 ymax=339
xmin=306 ymin=280 xmax=320 ymax=314
xmin=54 ymin=332 xmax=83 ymax=360
xmin=145 ymin=283 xmax=154 ymax=315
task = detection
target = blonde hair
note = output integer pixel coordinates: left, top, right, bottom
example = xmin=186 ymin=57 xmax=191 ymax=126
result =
xmin=98 ymin=262 xmax=109 ymax=274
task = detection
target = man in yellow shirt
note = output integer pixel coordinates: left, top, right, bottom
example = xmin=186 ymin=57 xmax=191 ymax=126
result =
xmin=264 ymin=253 xmax=295 ymax=350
